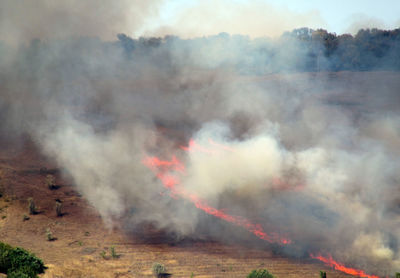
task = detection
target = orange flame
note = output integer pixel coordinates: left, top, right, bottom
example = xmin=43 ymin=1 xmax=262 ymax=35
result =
xmin=143 ymin=154 xmax=291 ymax=245
xmin=310 ymin=254 xmax=380 ymax=278
xmin=143 ymin=139 xmax=379 ymax=277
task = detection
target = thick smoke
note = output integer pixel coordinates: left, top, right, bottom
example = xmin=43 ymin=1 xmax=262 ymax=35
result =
xmin=0 ymin=0 xmax=163 ymax=44
xmin=0 ymin=2 xmax=399 ymax=277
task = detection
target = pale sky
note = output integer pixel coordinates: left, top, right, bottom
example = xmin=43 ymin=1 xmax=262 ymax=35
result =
xmin=270 ymin=0 xmax=400 ymax=33
xmin=137 ymin=0 xmax=400 ymax=37
xmin=1 ymin=0 xmax=399 ymax=43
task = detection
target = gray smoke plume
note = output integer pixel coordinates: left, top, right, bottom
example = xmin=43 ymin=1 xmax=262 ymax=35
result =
xmin=0 ymin=0 xmax=163 ymax=44
xmin=0 ymin=2 xmax=399 ymax=277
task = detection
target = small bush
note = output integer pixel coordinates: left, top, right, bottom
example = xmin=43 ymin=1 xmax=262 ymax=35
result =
xmin=99 ymin=250 xmax=107 ymax=260
xmin=55 ymin=200 xmax=63 ymax=217
xmin=0 ymin=242 xmax=46 ymax=278
xmin=247 ymin=269 xmax=275 ymax=278
xmin=152 ymin=262 xmax=166 ymax=277
xmin=45 ymin=175 xmax=57 ymax=190
xmin=27 ymin=198 xmax=37 ymax=215
xmin=396 ymin=272 xmax=400 ymax=278
xmin=46 ymin=228 xmax=55 ymax=241
xmin=110 ymin=246 xmax=119 ymax=259
xmin=320 ymin=271 xmax=327 ymax=278
xmin=22 ymin=214 xmax=30 ymax=221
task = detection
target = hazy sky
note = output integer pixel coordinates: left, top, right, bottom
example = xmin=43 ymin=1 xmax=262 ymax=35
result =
xmin=269 ymin=0 xmax=400 ymax=33
xmin=0 ymin=0 xmax=399 ymax=43
xmin=138 ymin=0 xmax=400 ymax=37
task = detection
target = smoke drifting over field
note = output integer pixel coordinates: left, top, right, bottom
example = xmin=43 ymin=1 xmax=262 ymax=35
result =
xmin=0 ymin=2 xmax=399 ymax=276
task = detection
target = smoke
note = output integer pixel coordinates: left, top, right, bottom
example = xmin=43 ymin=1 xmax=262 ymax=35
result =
xmin=0 ymin=0 xmax=163 ymax=44
xmin=143 ymin=0 xmax=326 ymax=38
xmin=345 ymin=14 xmax=387 ymax=34
xmin=179 ymin=74 xmax=400 ymax=274
xmin=0 ymin=2 xmax=399 ymax=277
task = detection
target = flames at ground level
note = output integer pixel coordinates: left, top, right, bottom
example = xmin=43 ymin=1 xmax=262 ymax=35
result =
xmin=143 ymin=139 xmax=382 ymax=278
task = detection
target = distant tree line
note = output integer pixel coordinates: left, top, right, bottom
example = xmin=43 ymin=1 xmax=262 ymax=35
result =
xmin=283 ymin=27 xmax=400 ymax=71
xmin=1 ymin=27 xmax=399 ymax=79
xmin=117 ymin=27 xmax=400 ymax=73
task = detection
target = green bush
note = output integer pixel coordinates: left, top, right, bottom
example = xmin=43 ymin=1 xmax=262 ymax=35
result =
xmin=110 ymin=246 xmax=119 ymax=259
xmin=152 ymin=262 xmax=166 ymax=277
xmin=0 ymin=242 xmax=46 ymax=278
xmin=0 ymin=242 xmax=13 ymax=273
xmin=395 ymin=272 xmax=400 ymax=278
xmin=99 ymin=250 xmax=107 ymax=260
xmin=247 ymin=269 xmax=275 ymax=278
xmin=7 ymin=269 xmax=30 ymax=278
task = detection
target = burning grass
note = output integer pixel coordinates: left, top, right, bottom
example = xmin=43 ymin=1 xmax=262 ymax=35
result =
xmin=143 ymin=138 xmax=385 ymax=278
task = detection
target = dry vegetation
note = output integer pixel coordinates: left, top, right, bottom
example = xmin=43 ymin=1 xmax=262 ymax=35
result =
xmin=0 ymin=138 xmax=355 ymax=278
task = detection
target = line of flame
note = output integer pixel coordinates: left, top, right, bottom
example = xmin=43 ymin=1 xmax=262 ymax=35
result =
xmin=310 ymin=254 xmax=380 ymax=278
xmin=142 ymin=139 xmax=380 ymax=278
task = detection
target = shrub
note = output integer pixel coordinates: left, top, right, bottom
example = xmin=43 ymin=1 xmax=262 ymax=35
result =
xmin=0 ymin=242 xmax=46 ymax=278
xmin=27 ymin=198 xmax=37 ymax=215
xmin=46 ymin=229 xmax=55 ymax=241
xmin=110 ymin=246 xmax=119 ymax=259
xmin=99 ymin=250 xmax=107 ymax=259
xmin=7 ymin=269 xmax=31 ymax=278
xmin=396 ymin=272 xmax=400 ymax=278
xmin=320 ymin=271 xmax=327 ymax=278
xmin=55 ymin=200 xmax=63 ymax=217
xmin=152 ymin=262 xmax=166 ymax=277
xmin=45 ymin=175 xmax=57 ymax=190
xmin=247 ymin=269 xmax=275 ymax=278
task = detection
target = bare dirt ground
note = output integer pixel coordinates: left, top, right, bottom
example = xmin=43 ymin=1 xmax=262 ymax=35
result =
xmin=0 ymin=138 xmax=354 ymax=278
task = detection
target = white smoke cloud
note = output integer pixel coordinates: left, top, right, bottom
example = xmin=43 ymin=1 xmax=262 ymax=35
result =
xmin=0 ymin=2 xmax=399 ymax=276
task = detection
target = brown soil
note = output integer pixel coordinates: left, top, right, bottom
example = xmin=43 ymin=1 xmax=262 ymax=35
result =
xmin=0 ymin=137 xmax=353 ymax=278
